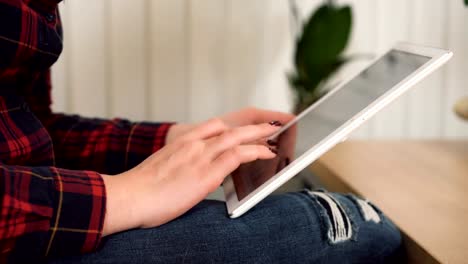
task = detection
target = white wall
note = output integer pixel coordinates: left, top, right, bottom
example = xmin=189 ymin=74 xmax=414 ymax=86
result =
xmin=51 ymin=0 xmax=468 ymax=139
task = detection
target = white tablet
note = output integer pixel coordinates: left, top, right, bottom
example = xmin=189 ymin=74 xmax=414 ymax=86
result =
xmin=223 ymin=42 xmax=452 ymax=218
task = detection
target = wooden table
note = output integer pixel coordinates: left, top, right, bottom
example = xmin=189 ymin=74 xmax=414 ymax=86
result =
xmin=310 ymin=141 xmax=468 ymax=264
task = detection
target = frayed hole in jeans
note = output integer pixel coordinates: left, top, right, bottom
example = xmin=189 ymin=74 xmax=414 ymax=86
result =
xmin=308 ymin=191 xmax=352 ymax=243
xmin=349 ymin=195 xmax=381 ymax=224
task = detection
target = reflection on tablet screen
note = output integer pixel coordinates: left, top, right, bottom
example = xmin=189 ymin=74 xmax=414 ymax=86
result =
xmin=231 ymin=50 xmax=430 ymax=201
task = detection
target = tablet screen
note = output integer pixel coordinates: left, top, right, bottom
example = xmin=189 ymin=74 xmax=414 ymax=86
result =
xmin=232 ymin=50 xmax=430 ymax=200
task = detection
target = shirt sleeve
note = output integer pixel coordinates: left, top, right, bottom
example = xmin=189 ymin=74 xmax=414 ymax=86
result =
xmin=42 ymin=114 xmax=173 ymax=175
xmin=25 ymin=70 xmax=174 ymax=175
xmin=0 ymin=164 xmax=106 ymax=262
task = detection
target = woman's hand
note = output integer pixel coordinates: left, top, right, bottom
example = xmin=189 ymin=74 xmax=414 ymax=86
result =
xmin=166 ymin=107 xmax=297 ymax=184
xmin=166 ymin=107 xmax=295 ymax=148
xmin=219 ymin=107 xmax=294 ymax=128
xmin=102 ymin=118 xmax=281 ymax=236
xmin=220 ymin=108 xmax=296 ymax=164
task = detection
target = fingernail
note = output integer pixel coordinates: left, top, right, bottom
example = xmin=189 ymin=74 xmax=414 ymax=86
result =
xmin=285 ymin=158 xmax=290 ymax=166
xmin=268 ymin=121 xmax=282 ymax=126
xmin=269 ymin=147 xmax=278 ymax=154
xmin=267 ymin=139 xmax=278 ymax=146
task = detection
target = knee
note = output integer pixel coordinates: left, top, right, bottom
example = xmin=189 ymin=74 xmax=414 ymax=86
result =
xmin=307 ymin=191 xmax=402 ymax=263
xmin=351 ymin=201 xmax=403 ymax=262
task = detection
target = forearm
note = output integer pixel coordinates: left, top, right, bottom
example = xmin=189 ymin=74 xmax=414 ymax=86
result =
xmin=40 ymin=112 xmax=173 ymax=174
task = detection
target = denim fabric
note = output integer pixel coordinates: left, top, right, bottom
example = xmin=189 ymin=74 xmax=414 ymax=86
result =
xmin=49 ymin=191 xmax=402 ymax=264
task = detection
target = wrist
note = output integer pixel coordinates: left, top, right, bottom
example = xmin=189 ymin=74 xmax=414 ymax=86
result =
xmin=101 ymin=173 xmax=139 ymax=236
xmin=166 ymin=123 xmax=193 ymax=144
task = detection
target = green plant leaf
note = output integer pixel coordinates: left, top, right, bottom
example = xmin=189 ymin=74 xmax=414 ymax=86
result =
xmin=295 ymin=4 xmax=352 ymax=69
xmin=289 ymin=56 xmax=348 ymax=105
xmin=290 ymin=3 xmax=353 ymax=108
xmin=292 ymin=57 xmax=347 ymax=89
xmin=465 ymin=0 xmax=468 ymax=6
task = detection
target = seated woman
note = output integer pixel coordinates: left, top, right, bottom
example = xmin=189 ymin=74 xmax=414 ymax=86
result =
xmin=0 ymin=1 xmax=402 ymax=263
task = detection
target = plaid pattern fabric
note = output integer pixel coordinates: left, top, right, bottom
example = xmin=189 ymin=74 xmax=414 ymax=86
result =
xmin=0 ymin=0 xmax=173 ymax=262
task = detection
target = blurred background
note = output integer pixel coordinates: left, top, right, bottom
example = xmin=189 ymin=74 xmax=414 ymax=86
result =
xmin=51 ymin=0 xmax=468 ymax=139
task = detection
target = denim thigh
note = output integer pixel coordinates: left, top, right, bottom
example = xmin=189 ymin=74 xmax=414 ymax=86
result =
xmin=48 ymin=191 xmax=402 ymax=264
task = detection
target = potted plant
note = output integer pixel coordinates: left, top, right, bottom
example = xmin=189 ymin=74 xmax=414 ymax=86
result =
xmin=288 ymin=0 xmax=353 ymax=113
xmin=289 ymin=0 xmax=467 ymax=114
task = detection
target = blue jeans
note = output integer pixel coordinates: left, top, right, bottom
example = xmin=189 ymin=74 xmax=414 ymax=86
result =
xmin=49 ymin=190 xmax=402 ymax=263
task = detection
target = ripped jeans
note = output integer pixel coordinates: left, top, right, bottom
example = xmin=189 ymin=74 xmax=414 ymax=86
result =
xmin=49 ymin=190 xmax=402 ymax=264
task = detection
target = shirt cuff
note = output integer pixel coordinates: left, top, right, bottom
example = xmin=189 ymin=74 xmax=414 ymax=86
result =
xmin=45 ymin=168 xmax=106 ymax=256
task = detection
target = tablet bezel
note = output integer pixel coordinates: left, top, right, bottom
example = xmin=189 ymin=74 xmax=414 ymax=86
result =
xmin=223 ymin=42 xmax=453 ymax=218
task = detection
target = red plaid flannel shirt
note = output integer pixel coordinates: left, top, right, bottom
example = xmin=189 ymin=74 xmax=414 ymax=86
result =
xmin=0 ymin=0 xmax=173 ymax=262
